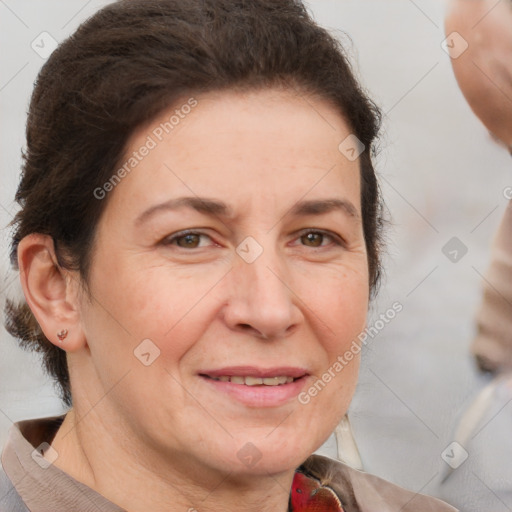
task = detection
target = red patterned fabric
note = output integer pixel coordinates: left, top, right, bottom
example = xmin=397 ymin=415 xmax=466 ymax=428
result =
xmin=290 ymin=471 xmax=345 ymax=511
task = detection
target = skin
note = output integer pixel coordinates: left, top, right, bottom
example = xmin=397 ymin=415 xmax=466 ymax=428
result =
xmin=445 ymin=0 xmax=512 ymax=148
xmin=17 ymin=88 xmax=369 ymax=512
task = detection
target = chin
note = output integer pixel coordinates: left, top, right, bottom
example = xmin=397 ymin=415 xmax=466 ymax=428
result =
xmin=232 ymin=451 xmax=307 ymax=478
xmin=235 ymin=434 xmax=321 ymax=475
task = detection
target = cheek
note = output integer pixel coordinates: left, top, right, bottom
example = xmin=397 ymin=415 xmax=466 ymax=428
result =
xmin=85 ymin=255 xmax=224 ymax=358
xmin=301 ymin=263 xmax=368 ymax=400
xmin=301 ymin=263 xmax=369 ymax=345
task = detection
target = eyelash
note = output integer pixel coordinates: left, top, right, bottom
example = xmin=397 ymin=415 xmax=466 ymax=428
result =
xmin=161 ymin=229 xmax=345 ymax=250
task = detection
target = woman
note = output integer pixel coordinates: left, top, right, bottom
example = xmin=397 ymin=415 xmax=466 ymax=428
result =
xmin=1 ymin=0 xmax=457 ymax=510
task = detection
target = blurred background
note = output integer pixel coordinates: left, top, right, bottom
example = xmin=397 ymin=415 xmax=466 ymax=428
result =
xmin=1 ymin=1 xmax=510 ymax=510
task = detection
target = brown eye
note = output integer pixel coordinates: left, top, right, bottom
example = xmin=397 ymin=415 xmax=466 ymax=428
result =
xmin=176 ymin=233 xmax=201 ymax=248
xmin=298 ymin=230 xmax=338 ymax=248
xmin=301 ymin=232 xmax=326 ymax=247
xmin=163 ymin=231 xmax=214 ymax=249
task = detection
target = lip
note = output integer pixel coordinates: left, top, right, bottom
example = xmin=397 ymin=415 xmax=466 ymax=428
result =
xmin=198 ymin=366 xmax=310 ymax=408
xmin=199 ymin=366 xmax=308 ymax=378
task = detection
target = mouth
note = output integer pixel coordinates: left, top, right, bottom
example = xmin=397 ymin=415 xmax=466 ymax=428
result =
xmin=197 ymin=367 xmax=309 ymax=407
xmin=200 ymin=375 xmax=299 ymax=386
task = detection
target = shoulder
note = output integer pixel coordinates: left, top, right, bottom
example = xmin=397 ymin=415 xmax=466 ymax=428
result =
xmin=300 ymin=454 xmax=459 ymax=512
xmin=0 ymin=465 xmax=30 ymax=512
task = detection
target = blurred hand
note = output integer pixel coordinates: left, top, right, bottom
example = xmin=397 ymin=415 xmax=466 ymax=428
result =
xmin=445 ymin=0 xmax=512 ymax=149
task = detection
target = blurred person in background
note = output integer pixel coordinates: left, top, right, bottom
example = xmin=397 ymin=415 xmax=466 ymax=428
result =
xmin=439 ymin=0 xmax=512 ymax=510
xmin=448 ymin=0 xmax=512 ymax=374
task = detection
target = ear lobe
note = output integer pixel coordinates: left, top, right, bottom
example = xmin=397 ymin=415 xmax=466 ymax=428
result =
xmin=17 ymin=233 xmax=86 ymax=352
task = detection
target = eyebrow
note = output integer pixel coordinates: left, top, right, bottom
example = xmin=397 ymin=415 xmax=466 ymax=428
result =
xmin=289 ymin=198 xmax=359 ymax=219
xmin=135 ymin=196 xmax=360 ymax=225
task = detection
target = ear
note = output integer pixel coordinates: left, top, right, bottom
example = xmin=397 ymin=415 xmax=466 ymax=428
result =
xmin=17 ymin=233 xmax=86 ymax=352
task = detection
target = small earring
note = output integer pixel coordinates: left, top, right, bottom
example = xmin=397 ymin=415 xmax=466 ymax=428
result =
xmin=57 ymin=329 xmax=68 ymax=342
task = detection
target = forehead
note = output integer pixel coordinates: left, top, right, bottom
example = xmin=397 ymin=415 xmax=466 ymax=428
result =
xmin=103 ymin=87 xmax=362 ymax=223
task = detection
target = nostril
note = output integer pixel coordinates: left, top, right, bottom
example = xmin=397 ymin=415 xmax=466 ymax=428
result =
xmin=237 ymin=324 xmax=270 ymax=340
xmin=238 ymin=323 xmax=256 ymax=335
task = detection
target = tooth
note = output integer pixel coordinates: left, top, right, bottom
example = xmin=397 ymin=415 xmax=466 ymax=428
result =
xmin=263 ymin=376 xmax=288 ymax=385
xmin=245 ymin=376 xmax=263 ymax=386
xmin=211 ymin=375 xmax=296 ymax=385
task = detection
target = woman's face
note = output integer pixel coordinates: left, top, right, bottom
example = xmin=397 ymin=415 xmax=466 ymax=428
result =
xmin=77 ymin=88 xmax=369 ymax=477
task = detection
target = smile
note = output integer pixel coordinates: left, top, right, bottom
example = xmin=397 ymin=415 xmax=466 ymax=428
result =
xmin=204 ymin=375 xmax=296 ymax=386
xmin=199 ymin=371 xmax=309 ymax=407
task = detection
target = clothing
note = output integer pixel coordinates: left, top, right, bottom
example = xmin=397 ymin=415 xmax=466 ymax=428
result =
xmin=471 ymin=199 xmax=512 ymax=372
xmin=0 ymin=415 xmax=458 ymax=512
xmin=437 ymin=373 xmax=512 ymax=511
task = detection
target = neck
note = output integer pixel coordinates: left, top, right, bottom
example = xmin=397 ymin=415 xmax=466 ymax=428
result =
xmin=50 ymin=408 xmax=294 ymax=512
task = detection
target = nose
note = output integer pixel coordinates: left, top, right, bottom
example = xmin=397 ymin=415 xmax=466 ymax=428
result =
xmin=222 ymin=240 xmax=303 ymax=340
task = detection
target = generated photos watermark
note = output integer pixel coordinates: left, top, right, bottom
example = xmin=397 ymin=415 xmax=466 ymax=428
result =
xmin=298 ymin=301 xmax=403 ymax=405
xmin=94 ymin=97 xmax=198 ymax=200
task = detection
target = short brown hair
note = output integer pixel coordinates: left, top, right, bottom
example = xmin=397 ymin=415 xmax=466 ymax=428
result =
xmin=5 ymin=0 xmax=384 ymax=406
